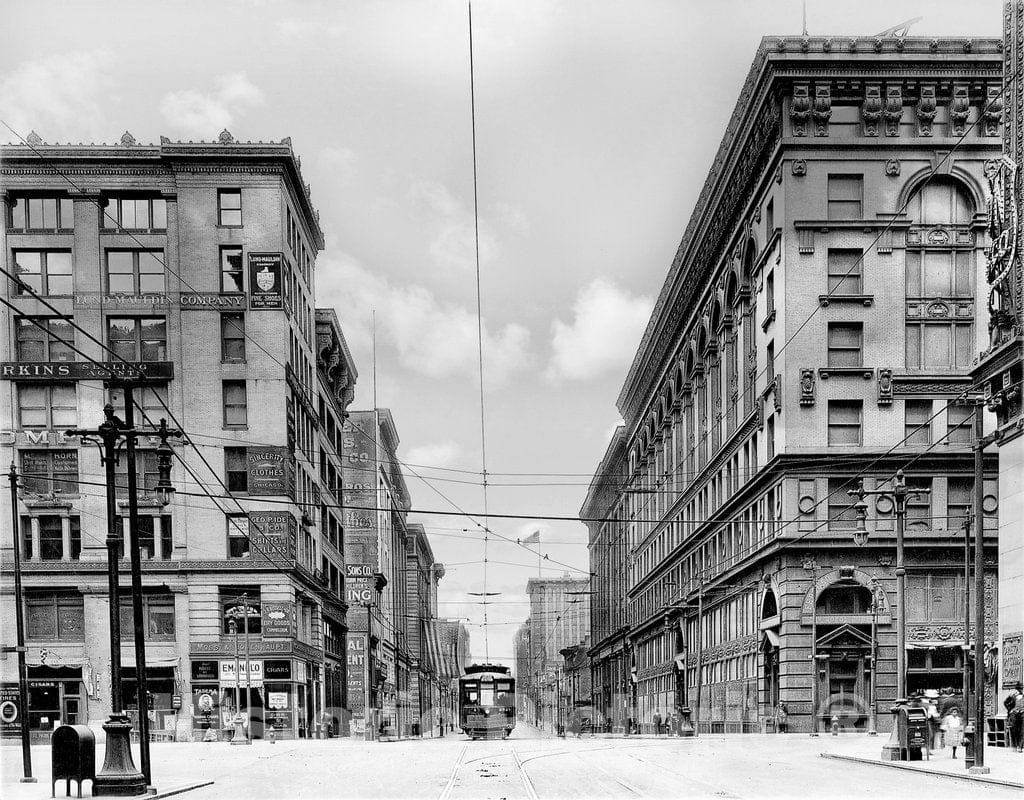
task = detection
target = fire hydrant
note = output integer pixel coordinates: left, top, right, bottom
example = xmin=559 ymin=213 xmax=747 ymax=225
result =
xmin=830 ymin=715 xmax=840 ymax=736
xmin=268 ymin=727 xmax=276 ymax=744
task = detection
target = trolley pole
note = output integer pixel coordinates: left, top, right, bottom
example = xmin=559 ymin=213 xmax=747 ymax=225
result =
xmin=7 ymin=465 xmax=35 ymax=783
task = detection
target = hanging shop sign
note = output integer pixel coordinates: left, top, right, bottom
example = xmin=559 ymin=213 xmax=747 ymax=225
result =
xmin=248 ymin=253 xmax=284 ymax=310
xmin=219 ymin=660 xmax=264 ymax=688
xmin=247 ymin=511 xmax=297 ymax=561
xmin=247 ymin=447 xmax=295 ymax=496
xmin=261 ymin=602 xmax=296 ymax=639
xmin=0 ymin=362 xmax=174 ymax=381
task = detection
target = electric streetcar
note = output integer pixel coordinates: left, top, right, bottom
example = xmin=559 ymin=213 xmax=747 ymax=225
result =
xmin=457 ymin=664 xmax=516 ymax=739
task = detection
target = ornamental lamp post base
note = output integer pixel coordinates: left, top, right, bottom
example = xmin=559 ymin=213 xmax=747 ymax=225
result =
xmin=92 ymin=714 xmax=147 ymax=797
xmin=230 ymin=713 xmax=250 ymax=745
xmin=880 ymin=701 xmax=906 ymax=762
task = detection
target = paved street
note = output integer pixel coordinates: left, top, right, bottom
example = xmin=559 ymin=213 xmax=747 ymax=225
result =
xmin=5 ymin=726 xmax=1023 ymax=800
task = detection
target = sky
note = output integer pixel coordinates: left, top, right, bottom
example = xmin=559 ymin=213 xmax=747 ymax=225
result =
xmin=1 ymin=0 xmax=1003 ymax=667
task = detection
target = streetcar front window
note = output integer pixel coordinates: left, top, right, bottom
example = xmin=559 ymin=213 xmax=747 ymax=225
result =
xmin=478 ymin=686 xmax=495 ymax=706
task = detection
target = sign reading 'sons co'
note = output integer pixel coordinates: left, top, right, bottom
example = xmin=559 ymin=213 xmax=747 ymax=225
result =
xmin=249 ymin=253 xmax=283 ymax=310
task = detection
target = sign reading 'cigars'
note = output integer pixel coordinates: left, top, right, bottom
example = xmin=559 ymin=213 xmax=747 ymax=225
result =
xmin=249 ymin=252 xmax=283 ymax=310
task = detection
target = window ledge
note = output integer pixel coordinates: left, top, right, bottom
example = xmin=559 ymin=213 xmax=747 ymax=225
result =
xmin=818 ymin=367 xmax=874 ymax=380
xmin=818 ymin=294 xmax=874 ymax=307
xmin=761 ymin=309 xmax=776 ymax=332
xmin=216 ymin=224 xmax=244 ymax=230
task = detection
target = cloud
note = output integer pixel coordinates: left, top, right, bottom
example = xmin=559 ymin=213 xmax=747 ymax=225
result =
xmin=318 ymin=145 xmax=357 ymax=180
xmin=317 ymin=251 xmax=532 ymax=384
xmin=278 ymin=17 xmax=346 ymax=40
xmin=546 ymin=278 xmax=653 ymax=382
xmin=159 ymin=73 xmax=264 ymax=137
xmin=406 ymin=179 xmax=501 ymax=275
xmin=0 ymin=50 xmax=115 ymax=143
xmin=405 ymin=441 xmax=464 ymax=470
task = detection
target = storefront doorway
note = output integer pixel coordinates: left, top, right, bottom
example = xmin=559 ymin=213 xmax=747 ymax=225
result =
xmin=26 ymin=666 xmax=83 ymax=741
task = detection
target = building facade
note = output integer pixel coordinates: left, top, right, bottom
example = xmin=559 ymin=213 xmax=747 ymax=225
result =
xmin=0 ymin=130 xmax=352 ymax=741
xmin=594 ymin=36 xmax=1004 ymax=735
xmin=523 ymin=576 xmax=590 ymax=732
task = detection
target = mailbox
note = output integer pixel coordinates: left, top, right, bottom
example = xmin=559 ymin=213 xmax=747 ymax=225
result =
xmin=51 ymin=724 xmax=96 ymax=798
xmin=895 ymin=706 xmax=929 ymax=761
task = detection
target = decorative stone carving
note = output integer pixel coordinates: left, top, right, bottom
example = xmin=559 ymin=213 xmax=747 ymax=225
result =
xmin=119 ymin=131 xmax=137 ymax=146
xmin=949 ymin=83 xmax=971 ymax=137
xmin=895 ymin=38 xmax=906 ymax=52
xmin=775 ymin=164 xmax=783 ymax=184
xmin=877 ymin=229 xmax=894 ymax=254
xmin=799 ymin=368 xmax=815 ymax=406
xmin=917 ymin=84 xmax=937 ymax=136
xmin=884 ymin=85 xmax=903 ymax=136
xmin=929 ymin=39 xmax=939 ymax=53
xmin=877 ymin=368 xmax=893 ymax=405
xmin=812 ymin=85 xmax=832 ymax=136
xmin=862 ymin=84 xmax=882 ymax=136
xmin=791 ymin=159 xmax=807 ymax=176
xmin=822 ymin=38 xmax=833 ymax=52
xmin=791 ymin=84 xmax=811 ymax=136
xmin=885 ymin=158 xmax=900 ymax=176
xmin=873 ymin=38 xmax=883 ymax=53
xmin=753 ymin=206 xmax=761 ymax=224
xmin=848 ymin=39 xmax=858 ymax=52
xmin=26 ymin=130 xmax=43 ymax=146
xmin=218 ymin=128 xmax=235 ymax=144
xmin=983 ymin=84 xmax=1004 ymax=136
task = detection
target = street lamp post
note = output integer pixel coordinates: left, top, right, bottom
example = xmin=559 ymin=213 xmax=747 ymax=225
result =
xmin=867 ymin=579 xmax=884 ymax=736
xmin=6 ymin=466 xmax=36 ymax=783
xmin=804 ymin=558 xmax=820 ymax=737
xmin=228 ymin=615 xmax=247 ymax=744
xmin=849 ymin=468 xmax=930 ymax=761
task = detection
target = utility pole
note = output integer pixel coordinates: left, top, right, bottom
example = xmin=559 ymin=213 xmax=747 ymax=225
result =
xmin=971 ymin=404 xmax=994 ymax=775
xmin=6 ymin=465 xmax=36 ymax=783
xmin=805 ymin=558 xmax=819 ymax=736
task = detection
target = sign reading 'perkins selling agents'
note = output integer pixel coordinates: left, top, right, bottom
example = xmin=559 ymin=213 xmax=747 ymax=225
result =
xmin=248 ymin=253 xmax=283 ymax=310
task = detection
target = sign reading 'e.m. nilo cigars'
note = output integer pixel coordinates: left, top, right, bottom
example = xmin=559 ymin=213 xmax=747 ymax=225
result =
xmin=248 ymin=252 xmax=283 ymax=310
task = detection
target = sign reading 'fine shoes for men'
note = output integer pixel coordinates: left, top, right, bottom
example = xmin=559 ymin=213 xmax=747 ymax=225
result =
xmin=248 ymin=252 xmax=283 ymax=309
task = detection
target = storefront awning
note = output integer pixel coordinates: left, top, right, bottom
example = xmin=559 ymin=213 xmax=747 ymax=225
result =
xmin=906 ymin=642 xmax=967 ymax=650
xmin=763 ymin=629 xmax=781 ymax=648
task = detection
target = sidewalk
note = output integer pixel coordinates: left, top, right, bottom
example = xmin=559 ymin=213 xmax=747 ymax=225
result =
xmin=819 ymin=733 xmax=1024 ymax=788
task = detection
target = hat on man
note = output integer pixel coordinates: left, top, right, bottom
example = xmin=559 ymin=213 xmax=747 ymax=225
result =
xmin=924 ymin=689 xmax=939 ymax=699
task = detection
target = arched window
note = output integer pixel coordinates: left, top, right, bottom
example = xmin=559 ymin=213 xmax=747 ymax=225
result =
xmin=904 ymin=178 xmax=978 ymax=371
xmin=761 ymin=590 xmax=779 ymax=619
xmin=815 ymin=584 xmax=872 ymax=615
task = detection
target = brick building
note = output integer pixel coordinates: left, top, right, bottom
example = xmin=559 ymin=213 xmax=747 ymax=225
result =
xmin=0 ymin=130 xmax=358 ymax=741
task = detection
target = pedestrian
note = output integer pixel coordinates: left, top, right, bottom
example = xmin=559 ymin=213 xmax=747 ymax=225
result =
xmin=1004 ymin=681 xmax=1024 ymax=752
xmin=653 ymin=709 xmax=663 ymax=736
xmin=775 ymin=702 xmax=789 ymax=734
xmin=923 ymin=689 xmax=941 ymax=752
xmin=940 ymin=708 xmax=964 ymax=758
xmin=569 ymin=711 xmax=582 ymax=739
xmin=670 ymin=709 xmax=680 ymax=737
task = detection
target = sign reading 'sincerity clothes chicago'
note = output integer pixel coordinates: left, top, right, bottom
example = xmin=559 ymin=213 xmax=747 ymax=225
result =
xmin=0 ymin=362 xmax=174 ymax=381
xmin=247 ymin=511 xmax=297 ymax=561
xmin=247 ymin=447 xmax=294 ymax=496
xmin=248 ymin=252 xmax=283 ymax=309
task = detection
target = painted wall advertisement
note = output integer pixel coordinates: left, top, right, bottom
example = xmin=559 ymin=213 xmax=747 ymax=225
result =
xmin=248 ymin=252 xmax=283 ymax=310
xmin=342 ymin=417 xmax=377 ymax=532
xmin=247 ymin=511 xmax=297 ymax=561
xmin=247 ymin=447 xmax=294 ymax=497
xmin=0 ymin=684 xmax=20 ymax=738
xmin=346 ymin=633 xmax=367 ymax=733
xmin=1004 ymin=633 xmax=1022 ymax=686
xmin=346 ymin=564 xmax=376 ymax=605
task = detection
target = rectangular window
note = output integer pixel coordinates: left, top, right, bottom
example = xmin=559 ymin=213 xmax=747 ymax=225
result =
xmin=17 ymin=384 xmax=77 ymax=428
xmin=827 ymin=323 xmax=863 ymax=367
xmin=114 ymin=515 xmax=173 ymax=560
xmin=827 ymin=175 xmax=863 ymax=220
xmin=227 ymin=514 xmax=251 ymax=557
xmin=113 ymin=451 xmax=163 ymax=500
xmin=220 ymin=246 xmax=244 ymax=293
xmin=12 ymin=250 xmax=72 ymax=296
xmin=827 ymin=400 xmax=862 ymax=445
xmin=221 ymin=313 xmax=246 ymax=361
xmin=102 ymin=198 xmax=167 ymax=231
xmin=225 ymin=448 xmax=248 ymax=492
xmin=26 ymin=594 xmax=85 ymax=639
xmin=105 ymin=250 xmax=165 ymax=294
xmin=766 ymin=340 xmax=775 ymax=380
xmin=107 ymin=317 xmax=167 ymax=361
xmin=946 ymin=404 xmax=973 ymax=444
xmin=905 ymin=251 xmax=973 ymax=298
xmin=905 ymin=477 xmax=932 ymax=528
xmin=222 ymin=381 xmax=248 ymax=427
xmin=9 ymin=197 xmax=74 ymax=231
xmin=904 ymin=399 xmax=932 ymax=445
xmin=16 ymin=317 xmax=75 ymax=362
xmin=21 ymin=515 xmax=80 ymax=561
xmin=20 ymin=450 xmax=79 ymax=495
xmin=905 ymin=323 xmax=973 ymax=370
xmin=107 ymin=384 xmax=168 ymax=427
xmin=907 ymin=574 xmax=962 ymax=623
xmin=765 ymin=271 xmax=775 ymax=317
xmin=119 ymin=593 xmax=175 ymax=638
xmin=766 ymin=198 xmax=774 ymax=234
xmin=827 ymin=249 xmax=863 ymax=295
xmin=947 ymin=477 xmax=972 ymax=531
xmin=218 ymin=189 xmax=242 ymax=226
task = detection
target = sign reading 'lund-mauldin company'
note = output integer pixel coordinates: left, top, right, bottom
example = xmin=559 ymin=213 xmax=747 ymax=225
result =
xmin=249 ymin=252 xmax=283 ymax=310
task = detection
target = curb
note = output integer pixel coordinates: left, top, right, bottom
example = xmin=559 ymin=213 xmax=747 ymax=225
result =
xmin=821 ymin=752 xmax=1024 ymax=789
xmin=151 ymin=780 xmax=216 ymax=799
